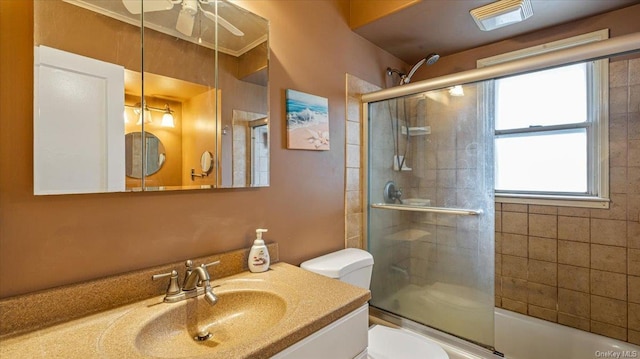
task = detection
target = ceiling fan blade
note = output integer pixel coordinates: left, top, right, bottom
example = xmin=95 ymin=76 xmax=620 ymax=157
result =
xmin=122 ymin=0 xmax=175 ymax=15
xmin=200 ymin=8 xmax=245 ymax=37
xmin=175 ymin=8 xmax=195 ymax=36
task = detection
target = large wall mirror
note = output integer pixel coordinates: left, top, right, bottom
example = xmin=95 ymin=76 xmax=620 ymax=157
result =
xmin=33 ymin=0 xmax=269 ymax=194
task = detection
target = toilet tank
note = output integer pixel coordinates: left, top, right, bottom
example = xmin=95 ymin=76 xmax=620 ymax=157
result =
xmin=300 ymin=248 xmax=374 ymax=289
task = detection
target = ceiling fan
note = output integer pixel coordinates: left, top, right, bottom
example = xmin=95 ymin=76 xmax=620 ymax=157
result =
xmin=122 ymin=0 xmax=244 ymax=37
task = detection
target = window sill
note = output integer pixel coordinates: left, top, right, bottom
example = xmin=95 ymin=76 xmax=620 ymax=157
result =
xmin=495 ymin=194 xmax=610 ymax=209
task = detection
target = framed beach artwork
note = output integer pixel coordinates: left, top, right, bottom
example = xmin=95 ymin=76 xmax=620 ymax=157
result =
xmin=286 ymin=89 xmax=330 ymax=150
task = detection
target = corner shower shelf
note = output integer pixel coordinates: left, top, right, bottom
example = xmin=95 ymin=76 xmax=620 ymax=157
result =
xmin=371 ymin=203 xmax=482 ymax=216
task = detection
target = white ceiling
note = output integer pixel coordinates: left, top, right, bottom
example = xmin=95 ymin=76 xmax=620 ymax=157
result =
xmin=353 ymin=0 xmax=639 ymax=65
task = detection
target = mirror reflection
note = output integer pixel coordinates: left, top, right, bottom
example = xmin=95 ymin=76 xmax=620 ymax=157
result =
xmin=125 ymin=132 xmax=166 ymax=179
xmin=33 ymin=0 xmax=269 ymax=195
xmin=232 ymin=110 xmax=269 ymax=187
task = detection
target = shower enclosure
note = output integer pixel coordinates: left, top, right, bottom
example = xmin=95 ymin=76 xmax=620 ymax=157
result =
xmin=366 ymin=83 xmax=496 ymax=348
xmin=362 ymin=31 xmax=640 ymax=353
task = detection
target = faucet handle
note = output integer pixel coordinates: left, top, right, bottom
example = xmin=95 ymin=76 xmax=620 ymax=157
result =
xmin=202 ymin=260 xmax=220 ymax=269
xmin=152 ymin=270 xmax=181 ymax=296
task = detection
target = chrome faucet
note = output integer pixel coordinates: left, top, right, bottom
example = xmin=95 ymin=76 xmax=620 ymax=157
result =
xmin=152 ymin=260 xmax=220 ymax=305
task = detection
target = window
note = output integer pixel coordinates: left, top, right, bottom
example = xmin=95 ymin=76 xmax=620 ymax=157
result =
xmin=479 ymin=30 xmax=609 ymax=208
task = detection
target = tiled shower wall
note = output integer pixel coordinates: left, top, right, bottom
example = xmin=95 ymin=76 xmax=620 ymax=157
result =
xmin=345 ymin=74 xmax=380 ymax=249
xmin=495 ymin=58 xmax=640 ymax=345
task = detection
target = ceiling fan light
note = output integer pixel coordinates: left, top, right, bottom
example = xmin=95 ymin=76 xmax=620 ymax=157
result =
xmin=121 ymin=0 xmax=174 ymax=15
xmin=470 ymin=0 xmax=533 ymax=31
xmin=176 ymin=8 xmax=196 ymax=36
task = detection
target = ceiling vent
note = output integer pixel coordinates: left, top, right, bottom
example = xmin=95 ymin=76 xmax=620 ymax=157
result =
xmin=470 ymin=0 xmax=533 ymax=31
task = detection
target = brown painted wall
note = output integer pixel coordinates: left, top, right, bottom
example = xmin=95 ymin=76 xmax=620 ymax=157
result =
xmin=0 ymin=0 xmax=406 ymax=298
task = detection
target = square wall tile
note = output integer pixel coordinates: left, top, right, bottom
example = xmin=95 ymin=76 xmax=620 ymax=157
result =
xmin=558 ymin=288 xmax=590 ymax=317
xmin=528 ymin=259 xmax=557 ymax=286
xmin=502 ymin=212 xmax=528 ymax=235
xmin=609 ymin=86 xmax=628 ymax=115
xmin=591 ymin=194 xmax=628 ymax=221
xmin=629 ymin=58 xmax=640 ymax=86
xmin=558 ymin=216 xmax=590 ymax=242
xmin=558 ymin=313 xmax=590 ymax=331
xmin=591 ymin=321 xmax=627 ymax=341
xmin=591 ymin=295 xmax=627 ymax=327
xmin=630 ymin=303 xmax=640 ymax=331
xmin=590 ymin=269 xmax=627 ymax=301
xmin=502 ymin=298 xmax=527 ymax=315
xmin=630 ymin=276 xmax=640 ymax=304
xmin=529 ymin=205 xmax=557 ymax=215
xmin=629 ymin=167 xmax=640 ymax=194
xmin=502 ymin=233 xmax=528 ymax=257
xmin=631 ymin=330 xmax=640 ymax=346
xmin=558 ymin=264 xmax=589 ymax=293
xmin=502 ymin=255 xmax=528 ymax=280
xmin=528 ymin=282 xmax=557 ymax=309
xmin=629 ymin=112 xmax=640 ymax=140
xmin=590 ymin=219 xmax=627 ymax=247
xmin=630 ymin=215 xmax=640 ymax=243
xmin=529 ymin=214 xmax=557 ymax=238
xmin=591 ymin=244 xmax=627 ymax=274
xmin=558 ymin=207 xmax=590 ymax=217
xmin=529 ymin=236 xmax=557 ymax=262
xmin=346 ymin=121 xmax=360 ymax=146
xmin=558 ymin=240 xmax=590 ymax=268
xmin=502 ymin=204 xmax=527 ymax=213
xmin=501 ymin=276 xmax=528 ymax=302
xmin=610 ymin=60 xmax=629 ymax=88
xmin=630 ymin=249 xmax=640 ymax=276
xmin=528 ymin=305 xmax=557 ymax=322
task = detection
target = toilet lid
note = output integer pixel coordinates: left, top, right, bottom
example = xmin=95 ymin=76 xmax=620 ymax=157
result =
xmin=368 ymin=325 xmax=449 ymax=359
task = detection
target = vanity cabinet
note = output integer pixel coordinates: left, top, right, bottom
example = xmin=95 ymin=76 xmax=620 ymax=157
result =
xmin=272 ymin=304 xmax=369 ymax=359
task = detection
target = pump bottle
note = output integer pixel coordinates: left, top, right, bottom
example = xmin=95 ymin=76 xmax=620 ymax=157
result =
xmin=248 ymin=228 xmax=270 ymax=273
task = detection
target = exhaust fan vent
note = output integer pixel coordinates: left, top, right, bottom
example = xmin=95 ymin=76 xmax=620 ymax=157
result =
xmin=470 ymin=0 xmax=533 ymax=31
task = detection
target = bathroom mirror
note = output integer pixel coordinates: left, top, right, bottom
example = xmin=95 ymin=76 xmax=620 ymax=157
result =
xmin=33 ymin=0 xmax=269 ymax=194
xmin=125 ymin=132 xmax=166 ymax=178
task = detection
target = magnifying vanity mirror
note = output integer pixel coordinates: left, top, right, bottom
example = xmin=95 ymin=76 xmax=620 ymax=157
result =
xmin=33 ymin=0 xmax=269 ymax=195
xmin=201 ymin=151 xmax=214 ymax=174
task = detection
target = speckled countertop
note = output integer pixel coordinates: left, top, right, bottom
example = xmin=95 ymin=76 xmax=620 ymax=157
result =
xmin=0 ymin=263 xmax=370 ymax=359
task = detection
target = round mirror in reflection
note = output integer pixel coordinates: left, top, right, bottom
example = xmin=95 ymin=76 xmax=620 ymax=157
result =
xmin=125 ymin=132 xmax=166 ymax=178
xmin=201 ymin=151 xmax=213 ymax=174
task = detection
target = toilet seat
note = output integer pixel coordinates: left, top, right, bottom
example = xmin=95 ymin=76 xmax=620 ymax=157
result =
xmin=368 ymin=325 xmax=449 ymax=359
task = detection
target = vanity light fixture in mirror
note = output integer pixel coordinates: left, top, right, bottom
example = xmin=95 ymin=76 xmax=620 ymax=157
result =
xmin=125 ymin=102 xmax=175 ymax=127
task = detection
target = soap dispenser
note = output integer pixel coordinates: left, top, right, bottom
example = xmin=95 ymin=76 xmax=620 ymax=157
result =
xmin=248 ymin=228 xmax=270 ymax=273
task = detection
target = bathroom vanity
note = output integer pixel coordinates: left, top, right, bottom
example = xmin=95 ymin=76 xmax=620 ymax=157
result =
xmin=0 ymin=248 xmax=370 ymax=358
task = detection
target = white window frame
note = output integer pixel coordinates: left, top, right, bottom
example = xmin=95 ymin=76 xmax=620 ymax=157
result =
xmin=478 ymin=29 xmax=610 ymax=209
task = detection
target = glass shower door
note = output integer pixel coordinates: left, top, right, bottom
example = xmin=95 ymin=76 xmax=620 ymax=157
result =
xmin=367 ymin=83 xmax=495 ymax=348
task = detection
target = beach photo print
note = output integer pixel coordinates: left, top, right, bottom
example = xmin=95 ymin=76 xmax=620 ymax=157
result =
xmin=286 ymin=89 xmax=330 ymax=150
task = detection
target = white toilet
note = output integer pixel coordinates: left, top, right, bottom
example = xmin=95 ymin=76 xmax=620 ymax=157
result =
xmin=301 ymin=248 xmax=449 ymax=359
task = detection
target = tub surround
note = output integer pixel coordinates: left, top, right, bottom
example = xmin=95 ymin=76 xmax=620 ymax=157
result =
xmin=0 ymin=244 xmax=279 ymax=337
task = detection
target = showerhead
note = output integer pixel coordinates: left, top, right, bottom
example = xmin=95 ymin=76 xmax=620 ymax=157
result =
xmin=400 ymin=53 xmax=440 ymax=85
xmin=425 ymin=53 xmax=440 ymax=65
